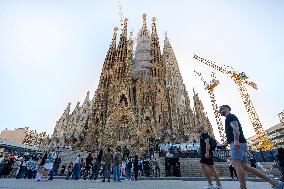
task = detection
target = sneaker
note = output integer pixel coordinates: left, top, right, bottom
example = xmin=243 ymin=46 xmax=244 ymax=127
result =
xmin=215 ymin=185 xmax=223 ymax=189
xmin=203 ymin=184 xmax=214 ymax=189
xmin=273 ymin=181 xmax=284 ymax=189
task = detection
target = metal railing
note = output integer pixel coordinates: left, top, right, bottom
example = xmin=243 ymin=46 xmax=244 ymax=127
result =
xmin=159 ymin=149 xmax=277 ymax=162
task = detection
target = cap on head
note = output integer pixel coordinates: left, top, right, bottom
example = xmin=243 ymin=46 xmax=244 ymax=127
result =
xmin=219 ymin=105 xmax=231 ymax=111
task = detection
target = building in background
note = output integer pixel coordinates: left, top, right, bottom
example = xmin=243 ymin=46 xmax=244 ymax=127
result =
xmin=248 ymin=110 xmax=284 ymax=150
xmin=0 ymin=127 xmax=28 ymax=144
xmin=0 ymin=127 xmax=49 ymax=147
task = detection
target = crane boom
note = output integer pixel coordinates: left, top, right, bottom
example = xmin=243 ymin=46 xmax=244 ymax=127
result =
xmin=193 ymin=54 xmax=231 ymax=75
xmin=194 ymin=71 xmax=227 ymax=143
xmin=193 ymin=54 xmax=273 ymax=150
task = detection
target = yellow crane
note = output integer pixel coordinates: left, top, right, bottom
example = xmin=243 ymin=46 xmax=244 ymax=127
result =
xmin=193 ymin=54 xmax=273 ymax=150
xmin=194 ymin=71 xmax=227 ymax=143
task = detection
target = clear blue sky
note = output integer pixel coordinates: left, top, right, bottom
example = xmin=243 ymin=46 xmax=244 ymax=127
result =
xmin=0 ymin=0 xmax=283 ymax=141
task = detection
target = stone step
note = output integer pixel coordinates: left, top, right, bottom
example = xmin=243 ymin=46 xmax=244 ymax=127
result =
xmin=158 ymin=158 xmax=281 ymax=178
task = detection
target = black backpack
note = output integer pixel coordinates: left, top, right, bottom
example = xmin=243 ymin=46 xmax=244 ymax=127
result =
xmin=209 ymin=137 xmax=218 ymax=151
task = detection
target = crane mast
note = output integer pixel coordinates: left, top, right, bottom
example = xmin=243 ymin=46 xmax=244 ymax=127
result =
xmin=193 ymin=54 xmax=273 ymax=150
xmin=194 ymin=71 xmax=226 ymax=143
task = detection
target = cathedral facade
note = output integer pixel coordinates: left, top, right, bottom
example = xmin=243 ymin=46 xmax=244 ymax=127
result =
xmin=51 ymin=14 xmax=213 ymax=153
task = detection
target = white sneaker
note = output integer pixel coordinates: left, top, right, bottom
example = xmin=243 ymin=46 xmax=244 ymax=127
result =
xmin=203 ymin=184 xmax=214 ymax=189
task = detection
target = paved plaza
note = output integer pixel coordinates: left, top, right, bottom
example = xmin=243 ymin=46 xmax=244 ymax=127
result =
xmin=0 ymin=179 xmax=273 ymax=189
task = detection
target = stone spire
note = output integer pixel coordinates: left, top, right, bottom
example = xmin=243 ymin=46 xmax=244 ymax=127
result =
xmin=151 ymin=17 xmax=162 ymax=64
xmin=163 ymin=35 xmax=182 ymax=87
xmin=63 ymin=102 xmax=71 ymax=116
xmin=122 ymin=18 xmax=128 ymax=37
xmin=126 ymin=31 xmax=134 ymax=69
xmin=92 ymin=93 xmax=96 ymax=102
xmin=72 ymin=101 xmax=80 ymax=115
xmin=132 ymin=13 xmax=152 ymax=79
xmin=163 ymin=34 xmax=174 ymax=54
xmin=140 ymin=13 xmax=149 ymax=37
xmin=83 ymin=91 xmax=90 ymax=106
xmin=162 ymin=34 xmax=194 ymax=142
xmin=104 ymin=27 xmax=118 ymax=69
xmin=116 ymin=18 xmax=128 ymax=63
xmin=193 ymin=89 xmax=214 ymax=136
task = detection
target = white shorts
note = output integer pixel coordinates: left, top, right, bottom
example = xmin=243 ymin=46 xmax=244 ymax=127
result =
xmin=43 ymin=163 xmax=54 ymax=170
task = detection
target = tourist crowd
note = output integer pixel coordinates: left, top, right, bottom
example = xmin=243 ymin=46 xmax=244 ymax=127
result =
xmin=0 ymin=150 xmax=62 ymax=180
xmin=0 ymin=146 xmax=161 ymax=182
xmin=62 ymin=146 xmax=161 ymax=182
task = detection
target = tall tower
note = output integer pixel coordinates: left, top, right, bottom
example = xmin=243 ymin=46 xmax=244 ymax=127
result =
xmin=150 ymin=16 xmax=169 ymax=142
xmin=103 ymin=18 xmax=138 ymax=149
xmin=130 ymin=14 xmax=170 ymax=147
xmin=83 ymin=27 xmax=119 ymax=149
xmin=163 ymin=35 xmax=195 ymax=142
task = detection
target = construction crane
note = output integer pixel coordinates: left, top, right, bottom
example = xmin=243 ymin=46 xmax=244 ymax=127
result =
xmin=117 ymin=0 xmax=124 ymax=28
xmin=117 ymin=0 xmax=138 ymax=44
xmin=194 ymin=71 xmax=226 ymax=143
xmin=193 ymin=54 xmax=273 ymax=150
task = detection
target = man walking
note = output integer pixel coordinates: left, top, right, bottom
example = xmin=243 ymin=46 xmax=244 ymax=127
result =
xmin=198 ymin=125 xmax=222 ymax=189
xmin=102 ymin=148 xmax=113 ymax=182
xmin=153 ymin=158 xmax=160 ymax=178
xmin=85 ymin=153 xmax=93 ymax=180
xmin=113 ymin=146 xmax=122 ymax=182
xmin=26 ymin=156 xmax=33 ymax=179
xmin=125 ymin=155 xmax=132 ymax=180
xmin=227 ymin=156 xmax=237 ymax=180
xmin=219 ymin=105 xmax=284 ymax=189
xmin=133 ymin=155 xmax=139 ymax=181
xmin=47 ymin=149 xmax=57 ymax=180
xmin=9 ymin=158 xmax=21 ymax=178
xmin=73 ymin=154 xmax=81 ymax=180
xmin=93 ymin=149 xmax=103 ymax=180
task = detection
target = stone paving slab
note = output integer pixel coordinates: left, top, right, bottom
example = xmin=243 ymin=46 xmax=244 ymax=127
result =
xmin=53 ymin=176 xmax=265 ymax=182
xmin=0 ymin=179 xmax=274 ymax=189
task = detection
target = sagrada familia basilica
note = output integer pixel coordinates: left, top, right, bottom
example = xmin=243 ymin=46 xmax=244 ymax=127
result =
xmin=51 ymin=14 xmax=213 ymax=153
